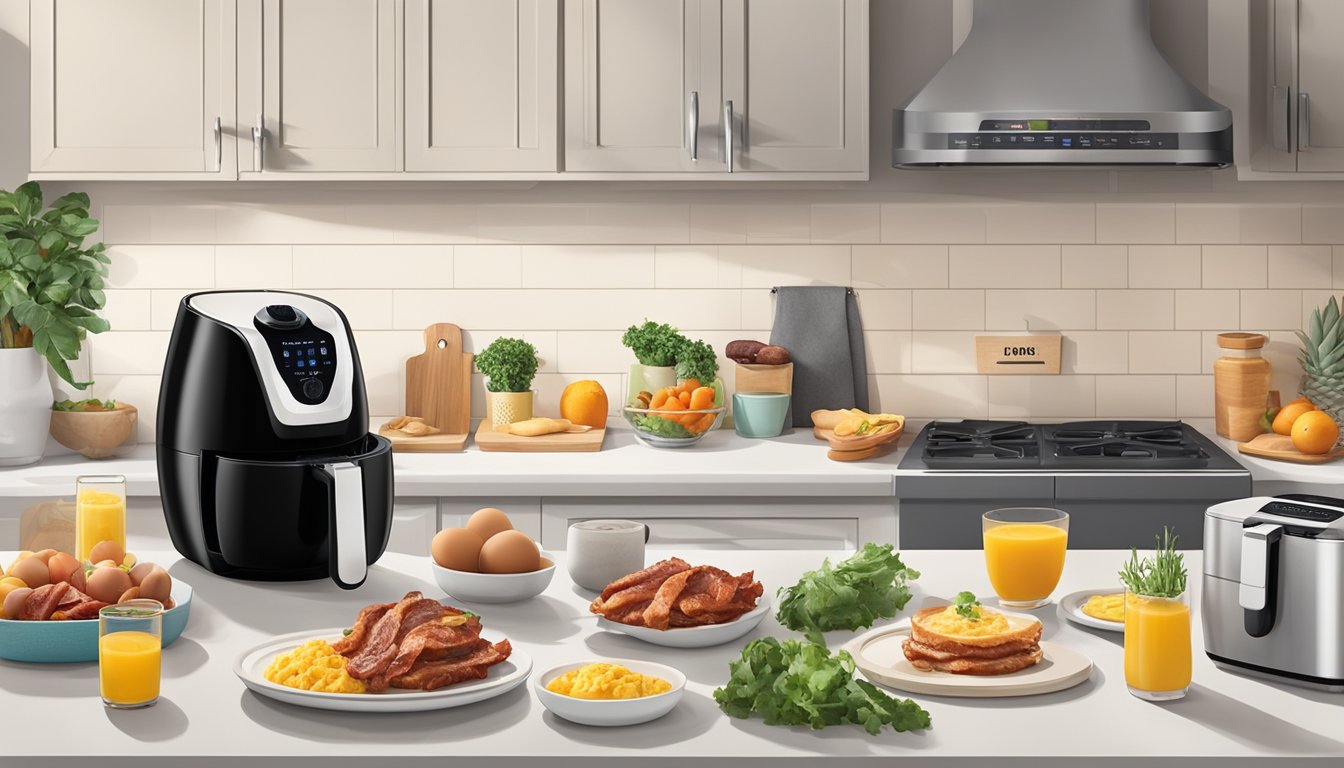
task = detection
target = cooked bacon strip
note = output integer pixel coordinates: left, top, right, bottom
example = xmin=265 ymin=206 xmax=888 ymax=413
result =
xmin=593 ymin=558 xmax=690 ymax=604
xmin=369 ymin=623 xmax=488 ymax=692
xmin=59 ymin=599 xmax=110 ymax=620
xmin=641 ymin=567 xmax=696 ymax=630
xmin=590 ymin=559 xmax=762 ymax=630
xmin=346 ymin=592 xmax=438 ymax=679
xmin=20 ymin=583 xmax=70 ymax=621
xmin=332 ymin=601 xmax=395 ymax=655
xmin=389 ymin=640 xmax=512 ymax=691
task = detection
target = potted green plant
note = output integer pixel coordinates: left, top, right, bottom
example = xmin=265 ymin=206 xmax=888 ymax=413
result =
xmin=674 ymin=337 xmax=725 ymax=407
xmin=621 ymin=320 xmax=684 ymax=405
xmin=476 ymin=337 xmax=539 ymax=425
xmin=0 ymin=183 xmax=109 ymax=466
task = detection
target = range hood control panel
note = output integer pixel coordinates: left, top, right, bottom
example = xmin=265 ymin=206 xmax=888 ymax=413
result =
xmin=949 ymin=132 xmax=1179 ymax=151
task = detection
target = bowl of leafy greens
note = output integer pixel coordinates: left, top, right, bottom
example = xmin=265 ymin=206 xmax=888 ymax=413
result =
xmin=623 ymin=404 xmax=725 ymax=448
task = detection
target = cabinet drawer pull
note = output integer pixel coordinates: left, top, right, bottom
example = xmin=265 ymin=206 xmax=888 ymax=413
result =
xmin=1299 ymin=92 xmax=1311 ymax=151
xmin=213 ymin=116 xmax=222 ymax=170
xmin=724 ymin=100 xmax=735 ymax=173
xmin=252 ymin=114 xmax=265 ymax=170
xmin=687 ymin=91 xmax=699 ymax=161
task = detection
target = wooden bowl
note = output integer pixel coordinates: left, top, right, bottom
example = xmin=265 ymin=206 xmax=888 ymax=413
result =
xmin=48 ymin=403 xmax=138 ymax=458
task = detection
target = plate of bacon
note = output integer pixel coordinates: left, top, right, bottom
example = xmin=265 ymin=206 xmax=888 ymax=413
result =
xmin=589 ymin=558 xmax=769 ymax=649
xmin=234 ymin=591 xmax=531 ymax=713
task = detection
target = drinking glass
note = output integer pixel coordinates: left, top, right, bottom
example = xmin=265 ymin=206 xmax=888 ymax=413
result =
xmin=982 ymin=507 xmax=1069 ymax=609
xmin=99 ymin=599 xmax=163 ymax=709
xmin=1124 ymin=588 xmax=1192 ymax=701
xmin=76 ymin=474 xmax=126 ymax=564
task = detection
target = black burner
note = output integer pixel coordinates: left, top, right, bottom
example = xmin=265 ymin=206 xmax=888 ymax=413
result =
xmin=910 ymin=419 xmax=1218 ymax=470
xmin=922 ymin=420 xmax=1040 ymax=468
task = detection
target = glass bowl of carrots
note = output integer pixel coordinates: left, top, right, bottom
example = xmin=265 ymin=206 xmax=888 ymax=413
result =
xmin=624 ymin=379 xmax=726 ymax=448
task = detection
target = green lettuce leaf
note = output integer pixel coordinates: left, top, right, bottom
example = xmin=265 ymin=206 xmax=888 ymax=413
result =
xmin=775 ymin=543 xmax=920 ymax=639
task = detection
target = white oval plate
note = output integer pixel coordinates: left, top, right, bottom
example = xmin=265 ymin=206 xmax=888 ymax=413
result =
xmin=535 ymin=658 xmax=686 ymax=726
xmin=595 ymin=593 xmax=771 ymax=649
xmin=842 ymin=616 xmax=1092 ymax=698
xmin=1057 ymin=588 xmax=1125 ymax=633
xmin=234 ymin=627 xmax=531 ymax=713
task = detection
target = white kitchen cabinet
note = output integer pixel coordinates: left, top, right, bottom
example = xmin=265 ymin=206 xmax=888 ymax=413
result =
xmin=238 ymin=0 xmax=400 ymax=175
xmin=29 ymin=0 xmax=237 ymax=178
xmin=387 ymin=498 xmax=438 ymax=556
xmin=404 ymin=0 xmax=559 ymax=173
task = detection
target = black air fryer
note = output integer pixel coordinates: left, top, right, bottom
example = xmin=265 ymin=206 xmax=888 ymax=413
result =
xmin=157 ymin=290 xmax=393 ymax=589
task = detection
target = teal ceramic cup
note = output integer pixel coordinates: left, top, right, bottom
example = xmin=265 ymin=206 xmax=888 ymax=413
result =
xmin=733 ymin=392 xmax=791 ymax=438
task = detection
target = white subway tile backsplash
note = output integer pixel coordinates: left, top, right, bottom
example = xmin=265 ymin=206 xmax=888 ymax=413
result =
xmin=215 ymin=205 xmax=344 ymax=244
xmin=741 ymin=288 xmax=775 ymax=329
xmin=1129 ymin=331 xmax=1202 ymax=374
xmin=90 ymin=331 xmax=170 ymax=376
xmin=1268 ymin=245 xmax=1331 ymax=288
xmin=293 ymin=245 xmax=453 ymax=289
xmin=1128 ymin=245 xmax=1201 ymax=288
xmin=1176 ymin=375 xmax=1214 ymax=419
xmin=454 ymin=245 xmax=523 ymax=288
xmin=149 ymin=290 xmax=195 ymax=330
xmin=986 ymin=205 xmax=1094 ymax=244
xmin=1265 ymin=331 xmax=1304 ymax=397
xmin=864 ymin=331 xmax=913 ymax=374
xmin=1096 ymin=375 xmax=1176 ymax=418
xmin=690 ymin=205 xmax=747 ymax=244
xmin=100 ymin=290 xmax=152 ymax=332
xmin=521 ymin=245 xmax=656 ymax=288
xmin=1062 ymin=246 xmax=1127 ymax=289
xmin=853 ymin=289 xmax=913 ymax=331
xmin=811 ymin=205 xmax=880 ymax=244
xmin=910 ymin=332 xmax=979 ymax=374
xmin=987 ymin=376 xmax=1096 ymax=419
xmin=1303 ymin=206 xmax=1344 ymax=244
xmin=731 ymin=245 xmax=851 ymax=288
xmin=948 ymin=245 xmax=1061 ymax=288
xmin=742 ymin=205 xmax=812 ymax=244
xmin=1241 ymin=290 xmax=1302 ymax=331
xmin=215 ymin=245 xmax=292 ymax=289
xmin=556 ymin=331 xmax=628 ymax=373
xmin=881 ymin=205 xmax=986 ymax=244
xmin=393 ymin=290 xmax=742 ymax=332
xmin=92 ymin=374 xmax=161 ymax=443
xmin=913 ymin=290 xmax=984 ymax=330
xmin=585 ymin=205 xmax=690 ymax=244
xmin=852 ymin=245 xmax=948 ymax=289
xmin=107 ymin=245 xmax=214 ymax=289
xmin=351 ymin=205 xmax=476 ymax=244
xmin=304 ymin=290 xmax=393 ymax=330
xmin=462 ymin=331 xmax=559 ymax=374
xmin=654 ymin=246 xmax=741 ymax=288
xmin=478 ymin=206 xmax=587 ymax=244
xmin=350 ymin=330 xmax=423 ymax=416
xmin=870 ymin=374 xmax=988 ymax=418
xmin=1238 ymin=205 xmax=1301 ymax=244
xmin=1176 ymin=205 xmax=1239 ymax=244
xmin=984 ymin=290 xmax=1095 ymax=331
xmin=1096 ymin=204 xmax=1174 ymax=244
xmin=1202 ymin=246 xmax=1268 ymax=289
xmin=1175 ymin=290 xmax=1239 ymax=330
xmin=1097 ymin=290 xmax=1174 ymax=330
xmin=1064 ymin=331 xmax=1129 ymax=374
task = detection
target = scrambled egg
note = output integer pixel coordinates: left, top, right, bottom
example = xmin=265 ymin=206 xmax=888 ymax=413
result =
xmin=546 ymin=662 xmax=672 ymax=700
xmin=1081 ymin=593 xmax=1125 ymax=622
xmin=265 ymin=640 xmax=366 ymax=694
xmin=921 ymin=605 xmax=1011 ymax=637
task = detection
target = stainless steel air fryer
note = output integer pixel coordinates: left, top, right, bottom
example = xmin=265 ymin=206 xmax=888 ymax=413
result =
xmin=157 ymin=290 xmax=393 ymax=590
xmin=1202 ymin=494 xmax=1344 ymax=691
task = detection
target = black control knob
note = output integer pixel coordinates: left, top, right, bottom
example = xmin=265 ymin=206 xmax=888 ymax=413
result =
xmin=256 ymin=304 xmax=305 ymax=329
xmin=301 ymin=378 xmax=325 ymax=401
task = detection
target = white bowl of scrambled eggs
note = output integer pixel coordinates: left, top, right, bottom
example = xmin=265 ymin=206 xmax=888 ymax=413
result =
xmin=535 ymin=659 xmax=686 ymax=726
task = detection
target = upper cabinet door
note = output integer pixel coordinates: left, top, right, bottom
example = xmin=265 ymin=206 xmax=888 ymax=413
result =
xmin=564 ymin=0 xmax=723 ymax=173
xmin=405 ymin=0 xmax=559 ymax=173
xmin=243 ymin=0 xmax=399 ymax=173
xmin=30 ymin=0 xmax=237 ymax=176
xmin=721 ymin=0 xmax=867 ymax=174
xmin=1296 ymin=0 xmax=1344 ymax=172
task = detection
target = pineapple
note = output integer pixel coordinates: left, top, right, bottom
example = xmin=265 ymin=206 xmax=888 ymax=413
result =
xmin=1297 ymin=296 xmax=1344 ymax=433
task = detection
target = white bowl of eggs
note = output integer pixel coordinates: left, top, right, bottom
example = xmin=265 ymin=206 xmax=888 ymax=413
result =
xmin=430 ymin=507 xmax=556 ymax=604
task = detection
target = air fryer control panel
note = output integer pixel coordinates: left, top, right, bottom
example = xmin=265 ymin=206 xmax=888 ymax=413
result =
xmin=253 ymin=305 xmax=337 ymax=404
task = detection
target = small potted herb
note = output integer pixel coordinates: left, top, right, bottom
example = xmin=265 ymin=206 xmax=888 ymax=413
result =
xmin=476 ymin=337 xmax=539 ymax=425
xmin=621 ymin=320 xmax=685 ymax=405
xmin=49 ymin=398 xmax=138 ymax=459
xmin=1119 ymin=527 xmax=1191 ymax=702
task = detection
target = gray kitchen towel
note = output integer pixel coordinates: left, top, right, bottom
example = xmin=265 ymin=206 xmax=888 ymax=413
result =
xmin=770 ymin=286 xmax=869 ymax=427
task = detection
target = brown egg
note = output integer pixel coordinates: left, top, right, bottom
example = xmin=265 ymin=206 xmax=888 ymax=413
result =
xmin=47 ymin=553 xmax=80 ymax=586
xmin=465 ymin=507 xmax=513 ymax=542
xmin=431 ymin=528 xmax=484 ymax=572
xmin=10 ymin=556 xmax=49 ymax=589
xmin=478 ymin=530 xmax=540 ymax=574
xmin=2 ymin=587 xmax=32 ymax=619
xmin=85 ymin=566 xmax=133 ymax=605
xmin=89 ymin=541 xmax=126 ymax=567
xmin=129 ymin=562 xmax=156 ymax=586
xmin=139 ymin=567 xmax=172 ymax=604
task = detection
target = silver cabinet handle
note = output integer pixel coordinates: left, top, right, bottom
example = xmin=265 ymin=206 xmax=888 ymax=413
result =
xmin=687 ymin=91 xmax=699 ymax=161
xmin=252 ymin=114 xmax=265 ymax=170
xmin=723 ymin=100 xmax=735 ymax=173
xmin=213 ymin=116 xmax=222 ymax=169
xmin=1272 ymin=85 xmax=1290 ymax=152
xmin=1300 ymin=92 xmax=1311 ymax=151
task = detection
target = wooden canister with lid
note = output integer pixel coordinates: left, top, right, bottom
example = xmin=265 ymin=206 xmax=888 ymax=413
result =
xmin=1214 ymin=332 xmax=1271 ymax=441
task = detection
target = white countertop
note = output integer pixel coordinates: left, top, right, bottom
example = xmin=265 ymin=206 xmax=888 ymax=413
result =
xmin=2 ymin=548 xmax=1339 ymax=767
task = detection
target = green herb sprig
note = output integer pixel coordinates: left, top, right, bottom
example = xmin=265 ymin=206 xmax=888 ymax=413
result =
xmin=621 ymin=320 xmax=685 ymax=367
xmin=1119 ymin=527 xmax=1187 ymax=598
xmin=475 ymin=337 xmax=538 ymax=393
xmin=952 ymin=591 xmax=981 ymax=620
xmin=673 ymin=338 xmax=719 ymax=384
xmin=775 ymin=543 xmax=921 ymax=644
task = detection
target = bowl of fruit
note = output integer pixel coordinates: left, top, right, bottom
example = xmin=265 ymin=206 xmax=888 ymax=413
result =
xmin=625 ymin=380 xmax=726 ymax=448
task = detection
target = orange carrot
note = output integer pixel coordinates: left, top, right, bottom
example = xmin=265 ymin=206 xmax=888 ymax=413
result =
xmin=688 ymin=386 xmax=714 ymax=410
xmin=678 ymin=391 xmax=692 ymax=406
xmin=679 ymin=378 xmax=701 ymax=392
xmin=650 ymin=390 xmax=671 ymax=408
xmin=662 ymin=396 xmax=686 ymax=411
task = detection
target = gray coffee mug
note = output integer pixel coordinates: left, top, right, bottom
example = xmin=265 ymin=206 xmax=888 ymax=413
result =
xmin=566 ymin=519 xmax=649 ymax=592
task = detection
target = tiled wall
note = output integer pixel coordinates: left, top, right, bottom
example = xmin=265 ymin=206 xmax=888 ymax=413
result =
xmin=81 ymin=196 xmax=1339 ymax=442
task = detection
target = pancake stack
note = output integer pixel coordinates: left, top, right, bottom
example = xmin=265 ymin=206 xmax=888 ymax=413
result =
xmin=902 ymin=605 xmax=1043 ymax=675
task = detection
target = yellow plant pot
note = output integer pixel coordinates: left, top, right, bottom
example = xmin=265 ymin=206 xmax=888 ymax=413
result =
xmin=487 ymin=391 xmax=534 ymax=426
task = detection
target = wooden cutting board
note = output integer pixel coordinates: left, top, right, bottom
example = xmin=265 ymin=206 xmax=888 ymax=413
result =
xmin=1238 ymin=433 xmax=1344 ymax=464
xmin=474 ymin=421 xmax=606 ymax=453
xmin=401 ymin=323 xmax=471 ymax=452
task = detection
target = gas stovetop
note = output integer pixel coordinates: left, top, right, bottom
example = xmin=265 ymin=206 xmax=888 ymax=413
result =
xmin=899 ymin=419 xmax=1246 ymax=472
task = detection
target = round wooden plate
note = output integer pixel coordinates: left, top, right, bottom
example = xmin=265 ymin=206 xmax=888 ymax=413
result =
xmin=812 ymin=421 xmax=904 ymax=452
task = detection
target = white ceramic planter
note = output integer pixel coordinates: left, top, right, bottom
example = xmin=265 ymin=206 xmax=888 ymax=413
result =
xmin=487 ymin=390 xmax=534 ymax=425
xmin=0 ymin=347 xmax=53 ymax=466
xmin=627 ymin=364 xmax=676 ymax=404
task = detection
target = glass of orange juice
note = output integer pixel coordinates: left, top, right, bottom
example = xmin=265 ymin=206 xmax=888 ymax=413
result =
xmin=76 ymin=475 xmax=126 ymax=563
xmin=982 ymin=507 xmax=1069 ymax=609
xmin=99 ymin=599 xmax=163 ymax=709
xmin=1124 ymin=589 xmax=1191 ymax=701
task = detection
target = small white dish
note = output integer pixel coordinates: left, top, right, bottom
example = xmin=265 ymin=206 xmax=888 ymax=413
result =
xmin=431 ymin=551 xmax=557 ymax=604
xmin=234 ymin=628 xmax=531 ymax=713
xmin=535 ymin=659 xmax=685 ymax=726
xmin=595 ymin=593 xmax=771 ymax=649
xmin=1057 ymin=588 xmax=1125 ymax=633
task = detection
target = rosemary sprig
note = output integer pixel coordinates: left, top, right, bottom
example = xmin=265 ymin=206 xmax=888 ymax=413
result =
xmin=1118 ymin=527 xmax=1187 ymax=598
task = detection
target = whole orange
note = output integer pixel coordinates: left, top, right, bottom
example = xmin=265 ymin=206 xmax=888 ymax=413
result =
xmin=560 ymin=380 xmax=608 ymax=429
xmin=1273 ymin=401 xmax=1317 ymax=435
xmin=1291 ymin=410 xmax=1339 ymax=455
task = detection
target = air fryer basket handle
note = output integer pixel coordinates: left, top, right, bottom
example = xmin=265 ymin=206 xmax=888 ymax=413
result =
xmin=317 ymin=461 xmax=368 ymax=590
xmin=1239 ymin=522 xmax=1282 ymax=638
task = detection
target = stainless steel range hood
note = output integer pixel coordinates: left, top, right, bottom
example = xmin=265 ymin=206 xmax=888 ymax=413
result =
xmin=893 ymin=0 xmax=1232 ymax=167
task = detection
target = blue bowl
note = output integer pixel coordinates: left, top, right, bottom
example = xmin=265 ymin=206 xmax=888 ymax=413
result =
xmin=733 ymin=392 xmax=791 ymax=438
xmin=0 ymin=580 xmax=193 ymax=663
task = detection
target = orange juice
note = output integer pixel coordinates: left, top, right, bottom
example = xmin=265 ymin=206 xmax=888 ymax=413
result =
xmin=99 ymin=630 xmax=161 ymax=706
xmin=983 ymin=523 xmax=1068 ymax=604
xmin=1124 ymin=593 xmax=1192 ymax=697
xmin=76 ymin=489 xmax=125 ymax=563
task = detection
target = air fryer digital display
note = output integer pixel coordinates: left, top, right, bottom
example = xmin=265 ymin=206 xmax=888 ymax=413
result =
xmin=253 ymin=318 xmax=337 ymax=404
